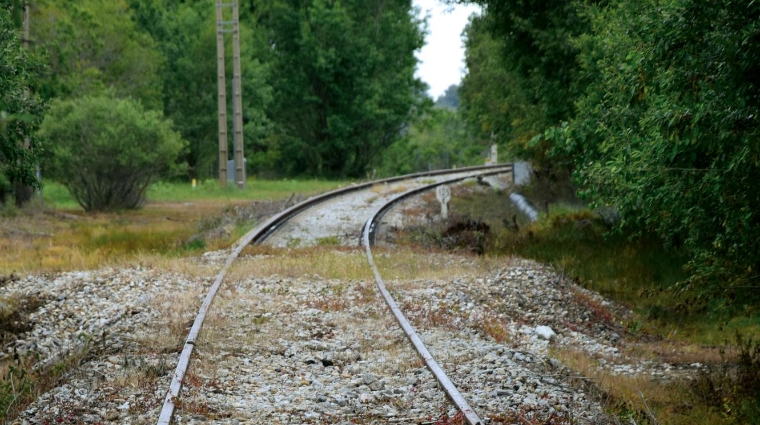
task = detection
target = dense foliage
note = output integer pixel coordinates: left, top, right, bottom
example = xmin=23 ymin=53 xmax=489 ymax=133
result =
xmin=261 ymin=0 xmax=427 ymax=178
xmin=32 ymin=0 xmax=164 ymax=109
xmin=459 ymin=0 xmax=603 ymax=170
xmin=0 ymin=4 xmax=45 ymax=205
xmin=27 ymin=0 xmax=425 ymax=180
xmin=569 ymin=0 xmax=760 ymax=309
xmin=39 ymin=95 xmax=186 ymax=211
xmin=374 ymin=107 xmax=486 ymax=176
xmin=460 ymin=0 xmax=760 ymax=310
xmin=123 ymin=0 xmax=273 ymax=178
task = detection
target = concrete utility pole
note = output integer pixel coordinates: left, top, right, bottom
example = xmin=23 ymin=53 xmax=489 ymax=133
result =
xmin=231 ymin=3 xmax=245 ymax=189
xmin=216 ymin=1 xmax=245 ymax=188
xmin=216 ymin=1 xmax=228 ymax=187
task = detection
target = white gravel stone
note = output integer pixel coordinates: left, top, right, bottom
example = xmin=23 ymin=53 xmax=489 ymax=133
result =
xmin=534 ymin=325 xmax=557 ymax=341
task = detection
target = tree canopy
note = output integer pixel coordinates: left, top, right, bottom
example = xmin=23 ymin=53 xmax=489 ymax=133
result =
xmin=459 ymin=0 xmax=760 ymax=309
xmin=568 ymin=0 xmax=760 ymax=308
xmin=261 ymin=0 xmax=427 ymax=178
xmin=27 ymin=0 xmax=426 ymax=180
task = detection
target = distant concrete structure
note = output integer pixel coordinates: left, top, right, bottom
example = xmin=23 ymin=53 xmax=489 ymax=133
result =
xmin=227 ymin=158 xmax=246 ymax=185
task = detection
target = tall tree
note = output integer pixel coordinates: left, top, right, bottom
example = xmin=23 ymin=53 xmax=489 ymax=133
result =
xmin=459 ymin=0 xmax=603 ymax=172
xmin=264 ymin=0 xmax=427 ymax=178
xmin=31 ymin=0 xmax=164 ymax=109
xmin=0 ymin=4 xmax=46 ymax=205
xmin=459 ymin=16 xmax=537 ymax=159
xmin=374 ymin=107 xmax=485 ymax=176
xmin=126 ymin=0 xmax=273 ymax=179
xmin=435 ymin=84 xmax=460 ymax=110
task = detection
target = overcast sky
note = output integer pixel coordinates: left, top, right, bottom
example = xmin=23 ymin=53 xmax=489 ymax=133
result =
xmin=413 ymin=0 xmax=481 ymax=100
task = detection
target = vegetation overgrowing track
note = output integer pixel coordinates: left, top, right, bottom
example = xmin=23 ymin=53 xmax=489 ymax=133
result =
xmin=157 ymin=164 xmax=513 ymax=425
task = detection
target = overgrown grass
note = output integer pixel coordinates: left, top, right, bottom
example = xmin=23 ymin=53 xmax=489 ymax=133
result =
xmin=0 ymin=206 xmax=218 ymax=274
xmin=232 ymin=245 xmax=497 ymax=282
xmin=445 ymin=187 xmax=760 ymax=344
xmin=148 ymin=178 xmax=347 ymax=203
xmin=489 ymin=210 xmax=760 ymax=344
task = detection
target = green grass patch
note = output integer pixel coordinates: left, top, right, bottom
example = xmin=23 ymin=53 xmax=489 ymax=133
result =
xmin=40 ymin=181 xmax=80 ymax=210
xmin=315 ymin=236 xmax=341 ymax=246
xmin=40 ymin=178 xmax=350 ymax=210
xmin=147 ymin=178 xmax=348 ymax=203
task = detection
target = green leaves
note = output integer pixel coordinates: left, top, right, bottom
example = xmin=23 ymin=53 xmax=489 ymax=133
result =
xmin=0 ymin=6 xmax=46 ymax=199
xmin=461 ymin=0 xmax=760 ymax=310
xmin=265 ymin=0 xmax=426 ymax=178
xmin=39 ymin=94 xmax=187 ymax=211
xmin=32 ymin=0 xmax=165 ymax=109
xmin=568 ymin=0 xmax=760 ymax=310
xmin=374 ymin=106 xmax=485 ymax=176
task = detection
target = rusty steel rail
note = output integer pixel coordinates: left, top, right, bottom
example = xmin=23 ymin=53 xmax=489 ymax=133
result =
xmin=362 ymin=168 xmax=513 ymax=425
xmin=157 ymin=164 xmax=512 ymax=425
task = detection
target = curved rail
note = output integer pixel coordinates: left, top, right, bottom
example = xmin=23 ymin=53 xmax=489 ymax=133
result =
xmin=361 ymin=169 xmax=513 ymax=425
xmin=157 ymin=164 xmax=512 ymax=425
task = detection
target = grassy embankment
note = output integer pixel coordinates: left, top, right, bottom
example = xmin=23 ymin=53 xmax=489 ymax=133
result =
xmin=424 ymin=183 xmax=760 ymax=425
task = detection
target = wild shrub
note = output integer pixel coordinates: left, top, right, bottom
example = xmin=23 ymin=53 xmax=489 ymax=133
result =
xmin=39 ymin=94 xmax=186 ymax=211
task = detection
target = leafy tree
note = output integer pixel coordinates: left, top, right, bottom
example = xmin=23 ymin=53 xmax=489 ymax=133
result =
xmin=31 ymin=0 xmax=164 ymax=109
xmin=39 ymin=94 xmax=186 ymax=211
xmin=459 ymin=15 xmax=537 ymax=161
xmin=435 ymin=84 xmax=460 ymax=110
xmin=0 ymin=5 xmax=46 ymax=205
xmin=125 ymin=0 xmax=273 ymax=179
xmin=456 ymin=2 xmax=603 ymax=188
xmin=566 ymin=0 xmax=760 ymax=309
xmin=374 ymin=108 xmax=486 ymax=176
xmin=263 ymin=0 xmax=427 ymax=178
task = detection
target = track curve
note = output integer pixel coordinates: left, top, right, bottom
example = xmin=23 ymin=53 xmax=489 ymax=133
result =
xmin=157 ymin=164 xmax=513 ymax=425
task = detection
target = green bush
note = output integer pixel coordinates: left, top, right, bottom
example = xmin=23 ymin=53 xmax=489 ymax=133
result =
xmin=564 ymin=0 xmax=760 ymax=311
xmin=39 ymin=94 xmax=186 ymax=211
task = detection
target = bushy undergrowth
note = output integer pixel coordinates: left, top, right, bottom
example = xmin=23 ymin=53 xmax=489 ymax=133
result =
xmin=692 ymin=334 xmax=760 ymax=424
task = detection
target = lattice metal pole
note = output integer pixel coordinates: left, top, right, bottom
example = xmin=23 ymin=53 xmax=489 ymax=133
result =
xmin=216 ymin=0 xmax=228 ymax=187
xmin=231 ymin=1 xmax=245 ymax=189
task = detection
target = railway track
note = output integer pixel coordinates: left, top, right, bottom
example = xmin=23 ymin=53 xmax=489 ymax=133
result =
xmin=157 ymin=164 xmax=513 ymax=425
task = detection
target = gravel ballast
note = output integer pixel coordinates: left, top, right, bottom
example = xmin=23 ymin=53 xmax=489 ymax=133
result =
xmin=0 ymin=251 xmax=686 ymax=425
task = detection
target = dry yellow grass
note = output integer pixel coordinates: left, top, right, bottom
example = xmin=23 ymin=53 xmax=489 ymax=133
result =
xmin=0 ymin=200 xmax=253 ymax=275
xmin=552 ymin=347 xmax=725 ymax=425
xmin=371 ymin=182 xmax=409 ymax=196
xmin=231 ymin=245 xmax=500 ymax=282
